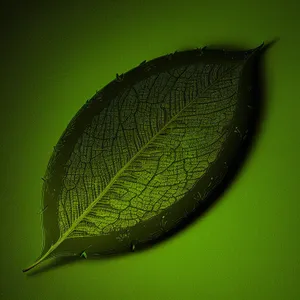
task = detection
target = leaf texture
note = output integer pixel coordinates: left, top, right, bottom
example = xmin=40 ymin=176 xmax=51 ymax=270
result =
xmin=23 ymin=43 xmax=269 ymax=272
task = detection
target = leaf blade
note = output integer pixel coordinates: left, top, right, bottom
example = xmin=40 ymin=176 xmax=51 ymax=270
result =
xmin=23 ymin=43 xmax=268 ymax=272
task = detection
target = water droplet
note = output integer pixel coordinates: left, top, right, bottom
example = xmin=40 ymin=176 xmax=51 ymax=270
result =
xmin=131 ymin=243 xmax=136 ymax=252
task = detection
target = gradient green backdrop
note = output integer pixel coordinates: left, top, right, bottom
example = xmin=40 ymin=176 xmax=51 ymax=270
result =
xmin=1 ymin=1 xmax=299 ymax=299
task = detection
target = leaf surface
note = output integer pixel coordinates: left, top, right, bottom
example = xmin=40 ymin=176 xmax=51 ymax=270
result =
xmin=23 ymin=44 xmax=269 ymax=272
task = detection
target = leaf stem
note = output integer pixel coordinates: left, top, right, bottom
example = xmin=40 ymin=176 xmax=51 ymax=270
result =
xmin=22 ymin=249 xmax=51 ymax=272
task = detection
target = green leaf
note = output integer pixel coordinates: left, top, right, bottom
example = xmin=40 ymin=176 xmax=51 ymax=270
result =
xmin=23 ymin=42 xmax=272 ymax=273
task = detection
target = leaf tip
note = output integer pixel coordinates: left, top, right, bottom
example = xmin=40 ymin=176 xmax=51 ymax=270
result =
xmin=262 ymin=38 xmax=279 ymax=50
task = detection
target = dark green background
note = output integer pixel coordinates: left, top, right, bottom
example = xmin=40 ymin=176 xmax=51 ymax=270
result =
xmin=1 ymin=1 xmax=299 ymax=299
